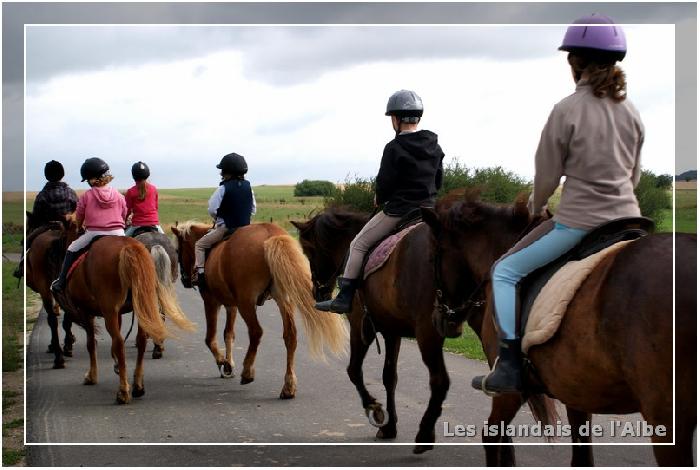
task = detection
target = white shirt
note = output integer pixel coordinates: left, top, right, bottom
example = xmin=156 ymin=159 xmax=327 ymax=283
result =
xmin=208 ymin=184 xmax=257 ymax=227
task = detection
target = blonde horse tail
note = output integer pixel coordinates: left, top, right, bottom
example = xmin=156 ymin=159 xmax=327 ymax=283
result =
xmin=118 ymin=243 xmax=169 ymax=343
xmin=264 ymin=235 xmax=348 ymax=361
xmin=152 ymin=244 xmax=196 ymax=333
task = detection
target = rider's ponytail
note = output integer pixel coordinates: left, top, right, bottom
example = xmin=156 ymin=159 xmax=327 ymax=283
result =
xmin=568 ymin=53 xmax=627 ymax=103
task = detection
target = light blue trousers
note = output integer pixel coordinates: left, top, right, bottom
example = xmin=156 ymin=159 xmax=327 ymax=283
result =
xmin=491 ymin=221 xmax=589 ymax=339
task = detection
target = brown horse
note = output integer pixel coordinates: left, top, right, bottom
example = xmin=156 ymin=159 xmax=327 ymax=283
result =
xmin=292 ymin=208 xmax=556 ymax=454
xmin=170 ymin=221 xmax=347 ymax=399
xmin=421 ymin=191 xmax=696 ymax=466
xmin=25 ymin=220 xmax=76 ymax=368
xmin=57 ymin=228 xmax=195 ymax=404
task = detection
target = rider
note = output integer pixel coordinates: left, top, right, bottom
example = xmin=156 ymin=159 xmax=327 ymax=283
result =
xmin=14 ymin=160 xmax=79 ymax=278
xmin=125 ymin=161 xmax=164 ymax=236
xmin=473 ymin=14 xmax=644 ymax=394
xmin=315 ymin=89 xmax=445 ymax=314
xmin=193 ymin=152 xmax=256 ymax=288
xmin=51 ymin=158 xmax=128 ymax=294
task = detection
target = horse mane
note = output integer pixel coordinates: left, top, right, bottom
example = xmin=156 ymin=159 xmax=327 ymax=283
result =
xmin=176 ymin=220 xmax=210 ymax=237
xmin=437 ymin=188 xmax=530 ymax=232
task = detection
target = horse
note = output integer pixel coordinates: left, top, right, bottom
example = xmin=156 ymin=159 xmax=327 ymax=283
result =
xmin=170 ymin=221 xmax=348 ymax=399
xmin=24 ymin=215 xmax=77 ymax=369
xmin=421 ymin=190 xmax=696 ymax=466
xmin=133 ymin=230 xmax=179 ymax=359
xmin=55 ymin=224 xmax=196 ymax=404
xmin=291 ymin=208 xmax=556 ymax=454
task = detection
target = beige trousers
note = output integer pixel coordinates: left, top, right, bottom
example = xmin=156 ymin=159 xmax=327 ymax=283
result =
xmin=194 ymin=226 xmax=228 ymax=269
xmin=343 ymin=211 xmax=401 ymax=279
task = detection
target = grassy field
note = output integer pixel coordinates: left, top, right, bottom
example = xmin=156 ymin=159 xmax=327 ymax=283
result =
xmin=2 ymin=263 xmax=23 ymax=373
xmin=659 ymin=187 xmax=696 ymax=233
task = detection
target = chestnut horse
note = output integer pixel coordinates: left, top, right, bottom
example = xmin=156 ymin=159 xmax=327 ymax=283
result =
xmin=25 ymin=218 xmax=77 ymax=368
xmin=421 ymin=191 xmax=696 ymax=466
xmin=56 ymin=228 xmax=196 ymax=404
xmin=292 ymin=208 xmax=556 ymax=454
xmin=170 ymin=221 xmax=347 ymax=399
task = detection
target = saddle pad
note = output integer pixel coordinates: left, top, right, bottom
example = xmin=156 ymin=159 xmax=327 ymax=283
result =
xmin=363 ymin=222 xmax=422 ymax=280
xmin=522 ymin=240 xmax=634 ymax=354
xmin=67 ymin=252 xmax=89 ymax=279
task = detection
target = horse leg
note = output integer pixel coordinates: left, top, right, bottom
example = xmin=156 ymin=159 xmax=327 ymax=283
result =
xmin=413 ymin=331 xmax=450 ymax=454
xmin=566 ymin=407 xmax=594 ymax=466
xmin=83 ymin=317 xmax=98 ymax=385
xmin=202 ymin=295 xmax=226 ymax=376
xmin=62 ymin=313 xmax=75 ymax=358
xmin=132 ymin=325 xmax=148 ymax=398
xmin=346 ymin=319 xmax=381 ymax=427
xmin=104 ymin=312 xmax=130 ymax=404
xmin=376 ymin=334 xmax=401 ymax=439
xmin=44 ymin=295 xmax=65 ymax=369
xmin=237 ymin=300 xmax=263 ymax=385
xmin=483 ymin=394 xmax=521 ymax=466
xmin=273 ymin=301 xmax=297 ymax=399
xmin=221 ymin=306 xmax=237 ymax=378
xmin=152 ymin=312 xmax=166 ymax=359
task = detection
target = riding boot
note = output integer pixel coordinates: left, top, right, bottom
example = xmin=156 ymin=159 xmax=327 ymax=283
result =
xmin=50 ymin=251 xmax=80 ymax=294
xmin=194 ymin=268 xmax=207 ymax=290
xmin=315 ymin=277 xmax=358 ymax=314
xmin=471 ymin=338 xmax=522 ymax=394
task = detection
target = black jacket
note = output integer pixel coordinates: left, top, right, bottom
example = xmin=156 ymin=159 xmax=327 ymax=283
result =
xmin=32 ymin=182 xmax=79 ymax=225
xmin=375 ymin=130 xmax=444 ymax=216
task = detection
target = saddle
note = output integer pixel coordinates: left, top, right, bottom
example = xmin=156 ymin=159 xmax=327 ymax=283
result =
xmin=518 ymin=217 xmax=654 ymax=338
xmin=361 ymin=208 xmax=424 ymax=280
xmin=66 ymin=235 xmax=108 ymax=279
xmin=129 ymin=225 xmax=160 ymax=238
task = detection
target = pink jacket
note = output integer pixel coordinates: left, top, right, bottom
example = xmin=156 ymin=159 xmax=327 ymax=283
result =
xmin=76 ymin=185 xmax=127 ymax=231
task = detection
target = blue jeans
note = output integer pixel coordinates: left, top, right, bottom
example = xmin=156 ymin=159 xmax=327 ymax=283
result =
xmin=491 ymin=221 xmax=588 ymax=339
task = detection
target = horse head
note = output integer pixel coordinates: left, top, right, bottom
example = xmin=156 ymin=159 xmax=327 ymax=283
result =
xmin=170 ymin=221 xmax=209 ymax=289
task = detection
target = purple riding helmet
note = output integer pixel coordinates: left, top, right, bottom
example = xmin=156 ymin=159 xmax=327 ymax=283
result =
xmin=559 ymin=14 xmax=626 ymax=62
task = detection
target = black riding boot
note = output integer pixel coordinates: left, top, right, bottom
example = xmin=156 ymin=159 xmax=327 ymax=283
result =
xmin=50 ymin=251 xmax=80 ymax=294
xmin=471 ymin=338 xmax=522 ymax=394
xmin=315 ymin=277 xmax=358 ymax=314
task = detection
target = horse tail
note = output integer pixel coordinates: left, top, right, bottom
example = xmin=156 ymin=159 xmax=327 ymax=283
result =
xmin=151 ymin=244 xmax=171 ymax=286
xmin=526 ymin=394 xmax=560 ymax=442
xmin=118 ymin=243 xmax=169 ymax=343
xmin=263 ymin=234 xmax=348 ymax=361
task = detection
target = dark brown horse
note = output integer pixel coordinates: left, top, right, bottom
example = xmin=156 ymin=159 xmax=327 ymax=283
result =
xmin=25 ymin=217 xmax=76 ymax=368
xmin=292 ymin=208 xmax=556 ymax=454
xmin=170 ymin=221 xmax=347 ymax=399
xmin=57 ymin=226 xmax=196 ymax=404
xmin=421 ymin=191 xmax=696 ymax=466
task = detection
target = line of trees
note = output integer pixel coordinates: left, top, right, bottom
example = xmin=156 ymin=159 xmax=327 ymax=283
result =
xmin=313 ymin=159 xmax=671 ymax=228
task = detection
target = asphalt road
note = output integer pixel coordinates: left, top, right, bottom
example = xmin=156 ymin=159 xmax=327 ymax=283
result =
xmin=26 ymin=283 xmax=659 ymax=466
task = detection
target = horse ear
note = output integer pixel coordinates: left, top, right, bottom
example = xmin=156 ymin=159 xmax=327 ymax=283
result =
xmin=514 ymin=192 xmax=530 ymax=220
xmin=170 ymin=225 xmax=180 ymax=236
xmin=290 ymin=220 xmax=303 ymax=230
xmin=421 ymin=207 xmax=442 ymax=235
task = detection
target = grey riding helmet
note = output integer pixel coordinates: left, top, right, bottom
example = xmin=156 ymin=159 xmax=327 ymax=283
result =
xmin=385 ymin=89 xmax=424 ymax=123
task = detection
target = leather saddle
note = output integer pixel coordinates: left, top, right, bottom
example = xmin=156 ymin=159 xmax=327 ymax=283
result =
xmin=130 ymin=225 xmax=160 ymax=238
xmin=518 ymin=216 xmax=654 ymax=337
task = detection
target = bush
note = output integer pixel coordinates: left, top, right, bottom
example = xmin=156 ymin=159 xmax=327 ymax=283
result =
xmin=324 ymin=176 xmax=376 ymax=213
xmin=635 ymin=170 xmax=672 ymax=228
xmin=655 ymin=174 xmax=673 ymax=190
xmin=294 ymin=179 xmax=336 ymax=197
xmin=440 ymin=159 xmax=530 ymax=203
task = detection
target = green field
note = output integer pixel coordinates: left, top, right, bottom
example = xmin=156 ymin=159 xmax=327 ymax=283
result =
xmin=659 ymin=188 xmax=696 ymax=233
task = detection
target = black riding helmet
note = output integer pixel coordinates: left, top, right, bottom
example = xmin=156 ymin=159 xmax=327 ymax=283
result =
xmin=80 ymin=157 xmax=110 ymax=182
xmin=131 ymin=161 xmax=150 ymax=181
xmin=385 ymin=89 xmax=424 ymax=122
xmin=44 ymin=160 xmax=65 ymax=182
xmin=216 ymin=152 xmax=248 ymax=177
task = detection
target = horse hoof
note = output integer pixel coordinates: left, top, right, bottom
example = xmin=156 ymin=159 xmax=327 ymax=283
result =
xmin=240 ymin=376 xmax=254 ymax=385
xmin=413 ymin=444 xmax=434 ymax=454
xmin=152 ymin=349 xmax=163 ymax=360
xmin=63 ymin=349 xmax=73 ymax=358
xmin=279 ymin=388 xmax=296 ymax=399
xmin=53 ymin=360 xmax=66 ymax=369
xmin=366 ymin=404 xmax=388 ymax=428
xmin=47 ymin=344 xmax=55 ymax=354
xmin=133 ymin=386 xmax=145 ymax=398
xmin=116 ymin=390 xmax=131 ymax=405
xmin=220 ymin=362 xmax=234 ymax=378
xmin=376 ymin=425 xmax=397 ymax=439
xmin=83 ymin=375 xmax=97 ymax=385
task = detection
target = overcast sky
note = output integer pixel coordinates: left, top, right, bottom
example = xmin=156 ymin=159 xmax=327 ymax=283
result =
xmin=25 ymin=24 xmax=675 ymax=190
